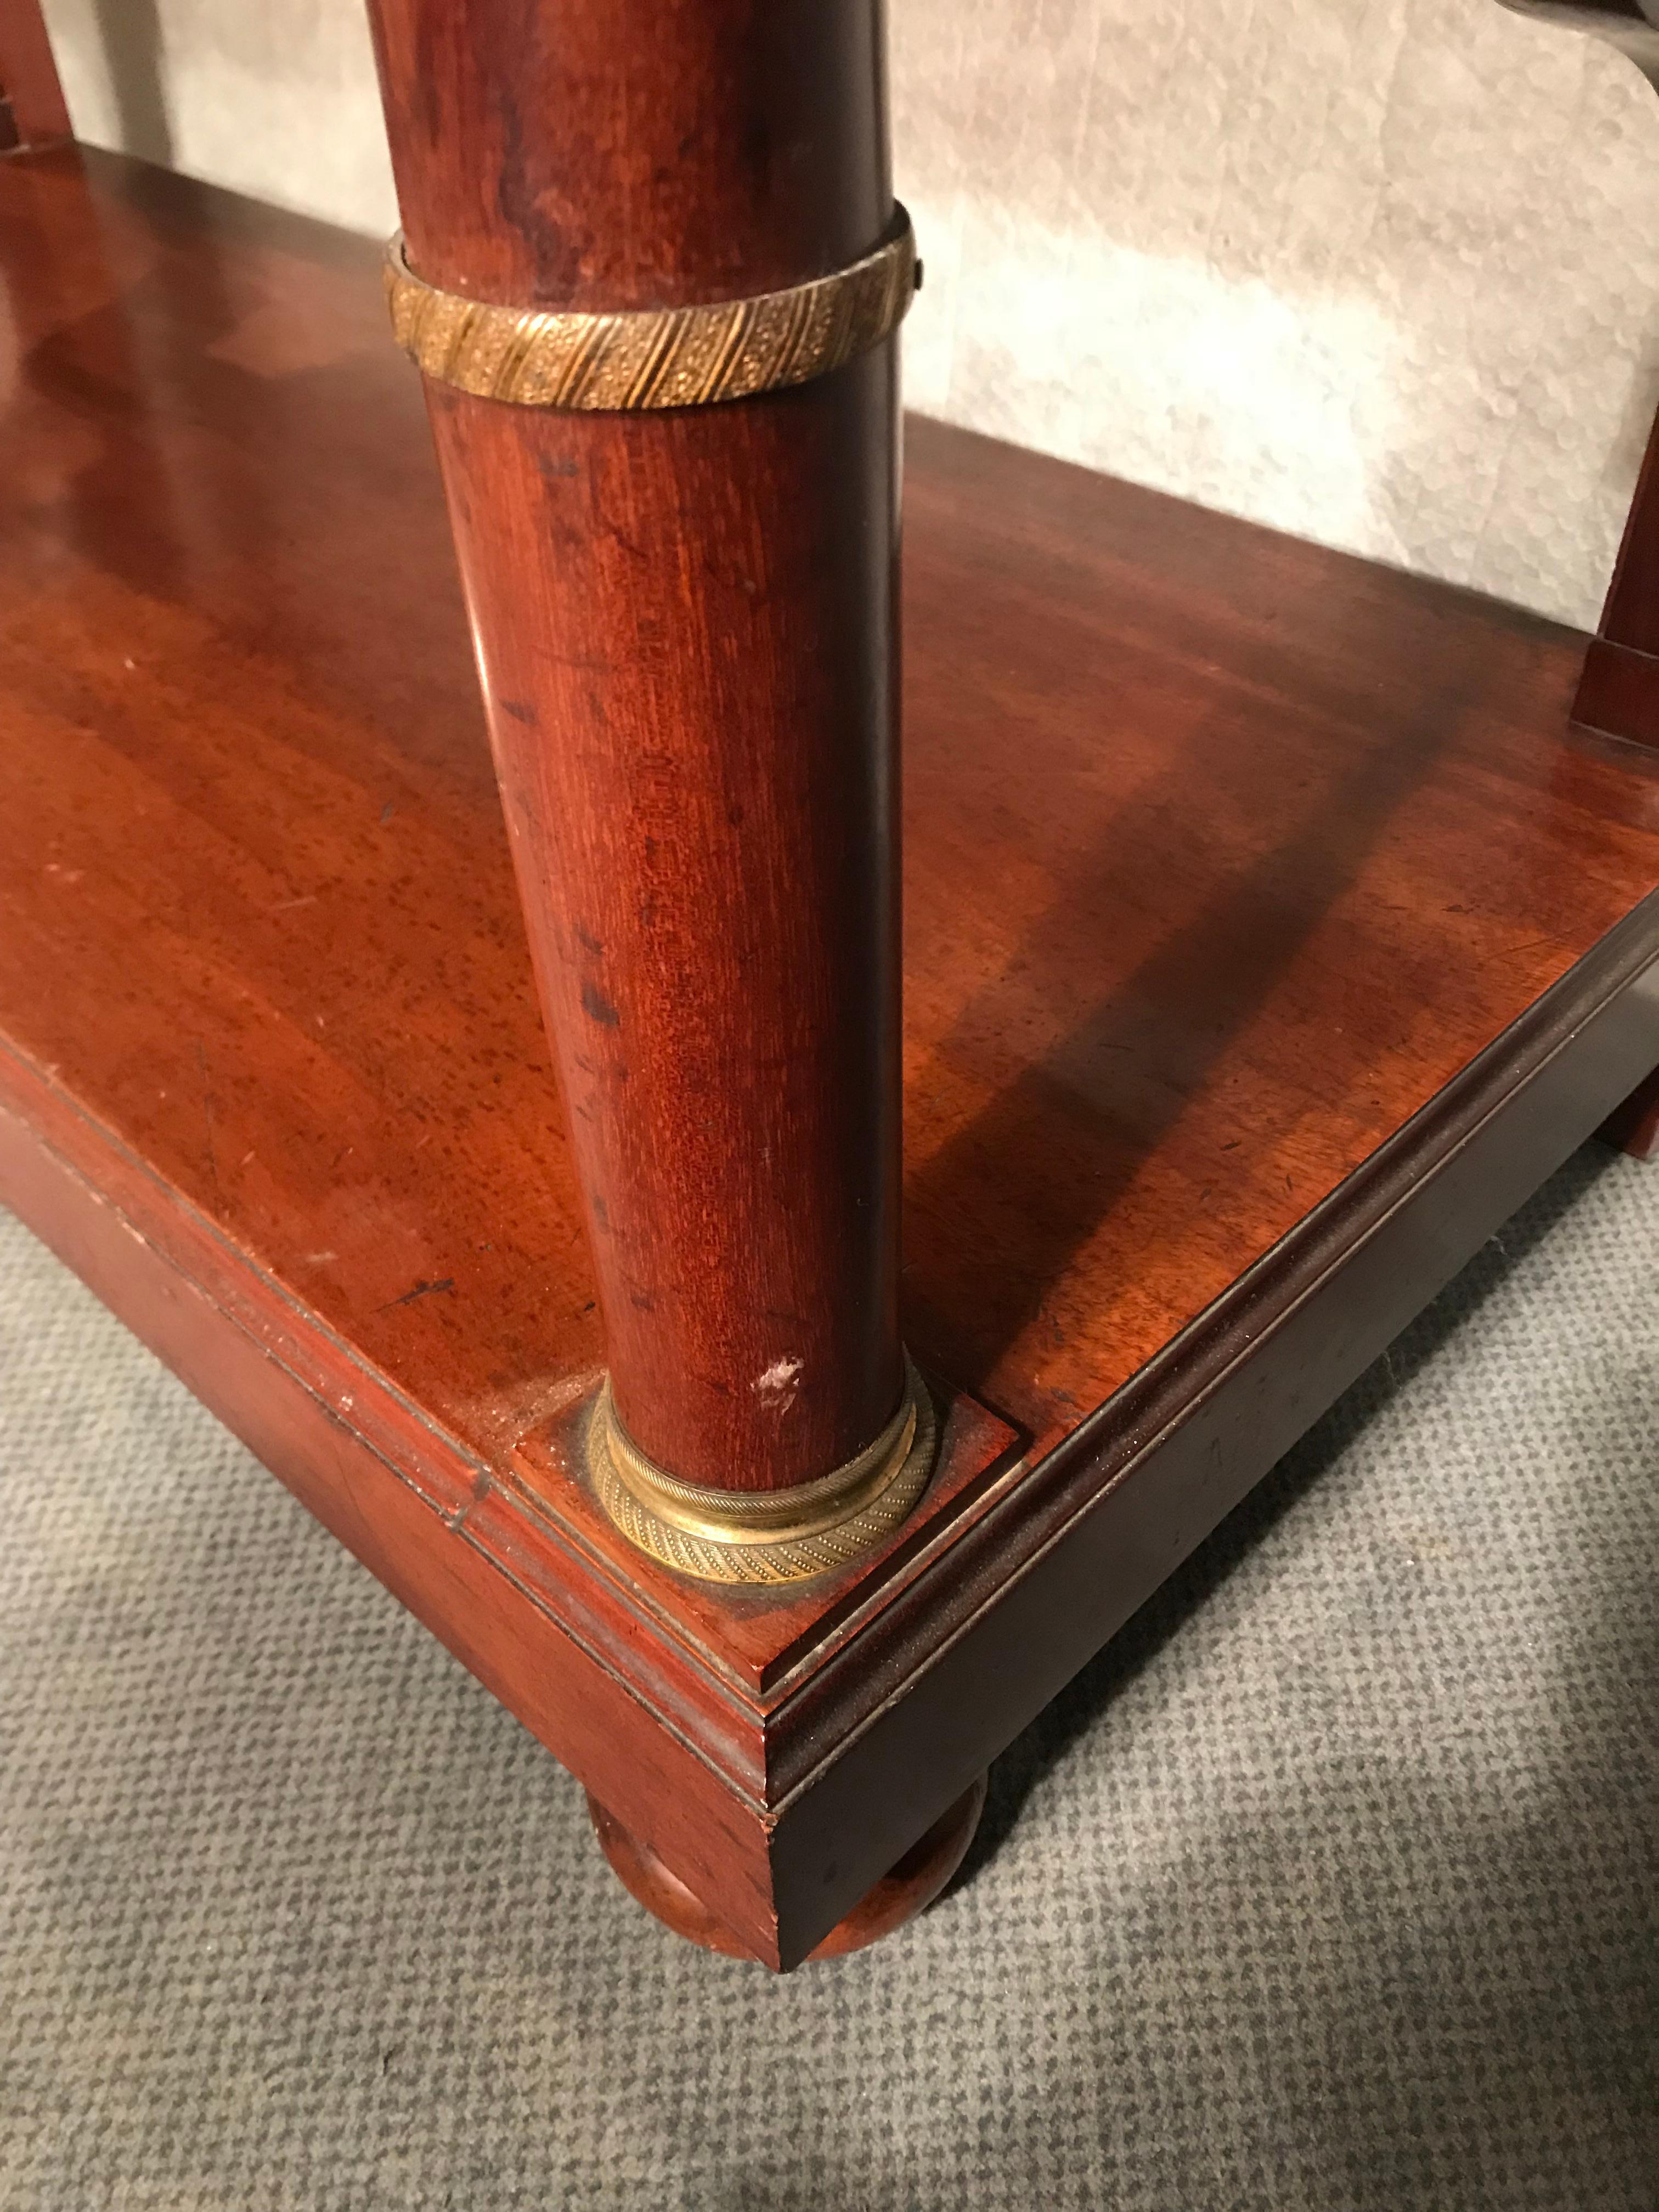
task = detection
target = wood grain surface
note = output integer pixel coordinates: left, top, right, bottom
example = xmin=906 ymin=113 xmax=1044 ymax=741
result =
xmin=367 ymin=0 xmax=905 ymax=1492
xmin=11 ymin=149 xmax=1658 ymax=1485
xmin=5 ymin=148 xmax=1659 ymax=1962
xmin=366 ymin=0 xmax=889 ymax=310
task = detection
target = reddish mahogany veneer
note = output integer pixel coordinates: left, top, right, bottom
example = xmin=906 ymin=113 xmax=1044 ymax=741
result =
xmin=366 ymin=0 xmax=905 ymax=1491
xmin=0 ymin=0 xmax=69 ymax=153
xmin=3 ymin=150 xmax=1659 ymax=1966
xmin=366 ymin=0 xmax=890 ymax=312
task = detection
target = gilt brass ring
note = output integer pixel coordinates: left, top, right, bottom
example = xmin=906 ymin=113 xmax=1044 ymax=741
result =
xmin=589 ymin=1352 xmax=936 ymax=1584
xmin=383 ymin=206 xmax=918 ymax=412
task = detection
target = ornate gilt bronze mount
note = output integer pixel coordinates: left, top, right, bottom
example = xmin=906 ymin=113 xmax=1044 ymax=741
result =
xmin=383 ymin=208 xmax=918 ymax=411
xmin=588 ymin=1353 xmax=938 ymax=1584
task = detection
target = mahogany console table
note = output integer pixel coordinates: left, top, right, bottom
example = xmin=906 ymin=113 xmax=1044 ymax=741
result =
xmin=4 ymin=7 xmax=1658 ymax=1970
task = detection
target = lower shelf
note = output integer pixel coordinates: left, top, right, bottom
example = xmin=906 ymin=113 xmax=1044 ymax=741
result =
xmin=4 ymin=146 xmax=1659 ymax=1965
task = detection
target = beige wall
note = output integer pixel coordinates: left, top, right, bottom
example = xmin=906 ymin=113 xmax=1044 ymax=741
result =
xmin=41 ymin=0 xmax=1659 ymax=628
xmin=41 ymin=0 xmax=399 ymax=236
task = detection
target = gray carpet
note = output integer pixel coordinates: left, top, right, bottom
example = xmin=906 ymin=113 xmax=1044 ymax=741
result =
xmin=1 ymin=1143 xmax=1655 ymax=2211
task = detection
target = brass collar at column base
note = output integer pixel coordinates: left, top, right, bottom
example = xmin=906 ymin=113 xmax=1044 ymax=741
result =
xmin=588 ymin=1353 xmax=937 ymax=1586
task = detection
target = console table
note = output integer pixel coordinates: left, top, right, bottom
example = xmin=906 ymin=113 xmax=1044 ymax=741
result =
xmin=3 ymin=3 xmax=1657 ymax=1969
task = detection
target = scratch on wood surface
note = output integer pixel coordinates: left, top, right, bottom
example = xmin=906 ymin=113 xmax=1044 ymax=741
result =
xmin=194 ymin=1040 xmax=221 ymax=1205
xmin=377 ymin=1276 xmax=456 ymax=1311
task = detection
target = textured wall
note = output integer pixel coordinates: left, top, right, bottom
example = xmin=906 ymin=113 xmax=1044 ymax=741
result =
xmin=37 ymin=0 xmax=1659 ymax=627
xmin=40 ymin=0 xmax=399 ymax=243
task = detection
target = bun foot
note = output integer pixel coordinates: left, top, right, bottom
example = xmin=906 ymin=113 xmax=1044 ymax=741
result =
xmin=588 ymin=1775 xmax=988 ymax=1965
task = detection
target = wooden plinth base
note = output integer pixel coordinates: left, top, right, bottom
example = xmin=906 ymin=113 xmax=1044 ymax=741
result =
xmin=590 ymin=1776 xmax=987 ymax=1963
xmin=4 ymin=150 xmax=1659 ymax=1966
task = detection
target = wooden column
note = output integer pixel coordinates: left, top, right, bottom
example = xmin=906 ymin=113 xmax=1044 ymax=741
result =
xmin=0 ymin=0 xmax=72 ymax=153
xmin=1498 ymin=7 xmax=1659 ymax=751
xmin=1570 ymin=399 xmax=1659 ymax=752
xmin=1505 ymin=1 xmax=1659 ymax=1161
xmin=365 ymin=1 xmax=911 ymax=1531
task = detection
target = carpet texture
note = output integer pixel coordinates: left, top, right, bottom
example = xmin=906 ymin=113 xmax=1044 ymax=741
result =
xmin=1 ymin=1143 xmax=1655 ymax=2210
